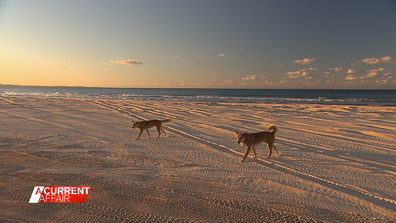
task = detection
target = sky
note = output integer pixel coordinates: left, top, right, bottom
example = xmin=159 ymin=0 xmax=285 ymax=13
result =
xmin=0 ymin=0 xmax=395 ymax=89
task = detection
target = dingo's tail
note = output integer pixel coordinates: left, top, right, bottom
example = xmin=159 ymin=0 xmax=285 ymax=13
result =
xmin=267 ymin=124 xmax=278 ymax=134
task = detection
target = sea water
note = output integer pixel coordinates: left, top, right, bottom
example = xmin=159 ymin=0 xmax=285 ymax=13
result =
xmin=1 ymin=86 xmax=395 ymax=106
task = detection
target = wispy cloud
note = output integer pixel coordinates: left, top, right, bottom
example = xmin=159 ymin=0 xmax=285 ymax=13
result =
xmin=172 ymin=55 xmax=179 ymax=58
xmin=218 ymin=53 xmax=225 ymax=57
xmin=60 ymin=67 xmax=68 ymax=69
xmin=329 ymin=67 xmax=343 ymax=72
xmin=102 ymin=59 xmax=143 ymax=66
xmin=242 ymin=75 xmax=267 ymax=81
xmin=220 ymin=79 xmax=234 ymax=86
xmin=294 ymin=58 xmax=315 ymax=64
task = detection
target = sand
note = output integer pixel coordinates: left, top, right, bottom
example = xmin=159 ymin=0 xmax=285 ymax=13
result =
xmin=0 ymin=96 xmax=395 ymax=222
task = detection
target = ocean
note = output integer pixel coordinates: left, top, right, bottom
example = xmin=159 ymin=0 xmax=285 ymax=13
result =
xmin=1 ymin=86 xmax=395 ymax=106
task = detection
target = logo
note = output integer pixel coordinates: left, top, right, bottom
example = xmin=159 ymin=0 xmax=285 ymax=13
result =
xmin=29 ymin=186 xmax=91 ymax=203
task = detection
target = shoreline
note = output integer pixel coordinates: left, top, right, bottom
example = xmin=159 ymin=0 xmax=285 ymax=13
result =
xmin=1 ymin=96 xmax=395 ymax=222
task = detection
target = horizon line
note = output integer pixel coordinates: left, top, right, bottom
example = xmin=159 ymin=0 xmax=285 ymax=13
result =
xmin=0 ymin=84 xmax=395 ymax=91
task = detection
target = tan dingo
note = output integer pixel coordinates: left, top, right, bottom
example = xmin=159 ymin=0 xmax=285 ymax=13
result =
xmin=236 ymin=125 xmax=279 ymax=161
xmin=132 ymin=119 xmax=170 ymax=140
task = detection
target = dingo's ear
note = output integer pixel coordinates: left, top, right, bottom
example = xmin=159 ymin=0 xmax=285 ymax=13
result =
xmin=235 ymin=131 xmax=239 ymax=134
xmin=243 ymin=132 xmax=247 ymax=135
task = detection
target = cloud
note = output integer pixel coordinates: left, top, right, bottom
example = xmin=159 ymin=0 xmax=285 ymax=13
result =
xmin=242 ymin=75 xmax=267 ymax=81
xmin=294 ymin=58 xmax=315 ymax=64
xmin=329 ymin=67 xmax=343 ymax=72
xmin=362 ymin=58 xmax=381 ymax=64
xmin=60 ymin=67 xmax=68 ymax=69
xmin=345 ymin=75 xmax=357 ymax=81
xmin=220 ymin=79 xmax=234 ymax=86
xmin=358 ymin=56 xmax=395 ymax=65
xmin=364 ymin=68 xmax=381 ymax=79
xmin=218 ymin=53 xmax=225 ymax=57
xmin=347 ymin=69 xmax=356 ymax=74
xmin=286 ymin=70 xmax=308 ymax=79
xmin=345 ymin=68 xmax=389 ymax=81
xmin=309 ymin=67 xmax=318 ymax=71
xmin=172 ymin=55 xmax=179 ymax=58
xmin=102 ymin=59 xmax=143 ymax=66
xmin=380 ymin=56 xmax=393 ymax=63
xmin=114 ymin=59 xmax=142 ymax=65
xmin=376 ymin=79 xmax=388 ymax=84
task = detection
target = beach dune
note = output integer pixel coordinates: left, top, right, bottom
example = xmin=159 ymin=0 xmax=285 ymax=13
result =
xmin=1 ymin=97 xmax=395 ymax=222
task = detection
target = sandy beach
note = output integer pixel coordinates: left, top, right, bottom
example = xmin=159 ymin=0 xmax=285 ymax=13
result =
xmin=1 ymin=96 xmax=395 ymax=222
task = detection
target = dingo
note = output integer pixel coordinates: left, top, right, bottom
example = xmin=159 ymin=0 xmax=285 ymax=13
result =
xmin=132 ymin=119 xmax=170 ymax=140
xmin=236 ymin=125 xmax=278 ymax=161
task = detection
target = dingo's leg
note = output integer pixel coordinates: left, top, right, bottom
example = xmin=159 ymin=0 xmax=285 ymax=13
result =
xmin=145 ymin=130 xmax=151 ymax=138
xmin=251 ymin=147 xmax=257 ymax=158
xmin=155 ymin=126 xmax=164 ymax=138
xmin=136 ymin=130 xmax=143 ymax=140
xmin=242 ymin=146 xmax=251 ymax=161
xmin=266 ymin=143 xmax=273 ymax=158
